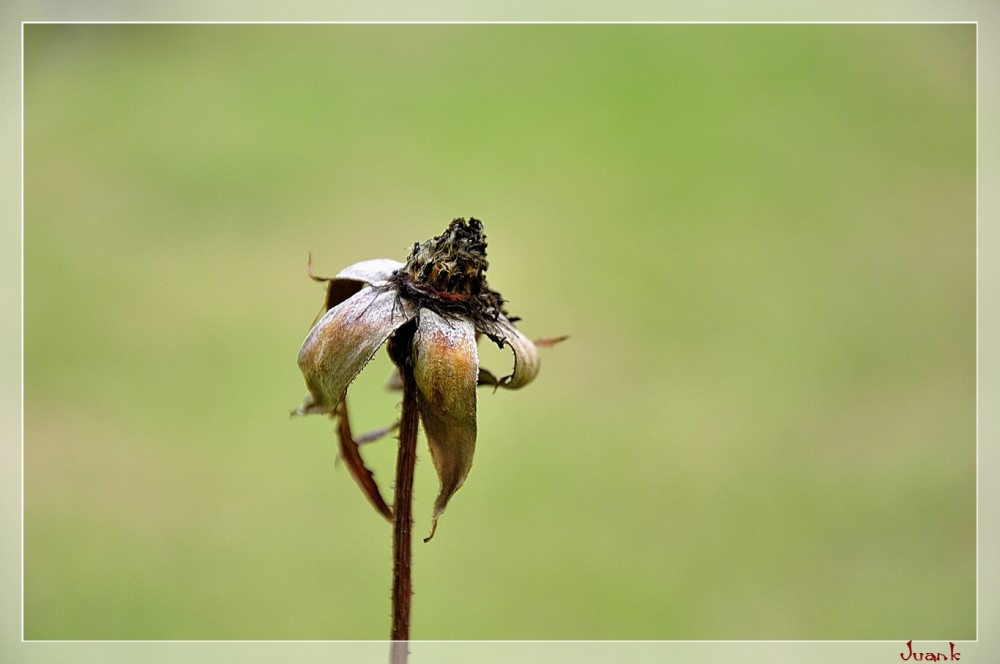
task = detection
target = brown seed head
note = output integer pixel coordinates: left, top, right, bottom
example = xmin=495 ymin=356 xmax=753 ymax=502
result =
xmin=401 ymin=217 xmax=489 ymax=299
xmin=390 ymin=218 xmax=513 ymax=345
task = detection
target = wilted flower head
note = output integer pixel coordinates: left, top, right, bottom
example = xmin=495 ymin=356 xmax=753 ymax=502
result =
xmin=295 ymin=218 xmax=561 ymax=538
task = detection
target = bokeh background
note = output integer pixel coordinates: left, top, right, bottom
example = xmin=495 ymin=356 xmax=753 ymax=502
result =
xmin=23 ymin=24 xmax=974 ymax=640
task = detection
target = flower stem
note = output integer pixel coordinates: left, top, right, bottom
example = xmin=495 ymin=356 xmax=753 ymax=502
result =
xmin=390 ymin=354 xmax=419 ymax=663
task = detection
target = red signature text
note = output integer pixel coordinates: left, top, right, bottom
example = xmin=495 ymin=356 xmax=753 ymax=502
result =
xmin=899 ymin=641 xmax=960 ymax=661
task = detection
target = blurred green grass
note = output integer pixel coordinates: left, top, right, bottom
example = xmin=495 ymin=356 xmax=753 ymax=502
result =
xmin=23 ymin=24 xmax=975 ymax=640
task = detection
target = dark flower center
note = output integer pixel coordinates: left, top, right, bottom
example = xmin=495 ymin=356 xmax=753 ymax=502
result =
xmin=402 ymin=217 xmax=490 ymax=299
xmin=391 ymin=218 xmax=515 ymax=343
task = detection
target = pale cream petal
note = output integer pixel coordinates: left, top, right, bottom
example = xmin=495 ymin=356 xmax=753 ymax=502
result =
xmin=306 ymin=258 xmax=405 ymax=319
xmin=334 ymin=258 xmax=405 ymax=284
xmin=295 ymin=285 xmax=415 ymax=415
xmin=492 ymin=316 xmax=541 ymax=390
xmin=413 ymin=309 xmax=478 ymax=540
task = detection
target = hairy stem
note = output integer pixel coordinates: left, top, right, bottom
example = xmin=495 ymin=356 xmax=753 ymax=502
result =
xmin=389 ymin=350 xmax=419 ymax=663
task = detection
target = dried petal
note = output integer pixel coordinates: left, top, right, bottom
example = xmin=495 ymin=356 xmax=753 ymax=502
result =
xmin=355 ymin=422 xmax=400 ymax=444
xmin=307 ymin=257 xmax=405 ymax=316
xmin=334 ymin=400 xmax=393 ymax=521
xmin=490 ymin=316 xmax=541 ymax=390
xmin=533 ymin=334 xmax=570 ymax=348
xmin=333 ymin=258 xmax=405 ymax=284
xmin=412 ymin=309 xmax=478 ymax=540
xmin=308 ymin=256 xmax=404 ymax=285
xmin=295 ymin=285 xmax=415 ymax=415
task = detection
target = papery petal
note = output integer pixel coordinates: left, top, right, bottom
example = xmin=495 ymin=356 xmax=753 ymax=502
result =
xmin=295 ymin=285 xmax=415 ymax=415
xmin=334 ymin=258 xmax=405 ymax=284
xmin=308 ymin=257 xmax=405 ymax=315
xmin=490 ymin=316 xmax=541 ymax=390
xmin=413 ymin=309 xmax=478 ymax=540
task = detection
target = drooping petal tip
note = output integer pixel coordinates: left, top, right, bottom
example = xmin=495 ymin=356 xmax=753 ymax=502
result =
xmin=412 ymin=309 xmax=479 ymax=541
xmin=334 ymin=400 xmax=394 ymax=521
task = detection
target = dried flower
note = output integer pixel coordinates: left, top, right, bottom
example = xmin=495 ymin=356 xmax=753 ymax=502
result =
xmin=294 ymin=218 xmax=563 ymax=539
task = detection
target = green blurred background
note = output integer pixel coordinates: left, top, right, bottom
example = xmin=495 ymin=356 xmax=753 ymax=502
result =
xmin=23 ymin=24 xmax=974 ymax=640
